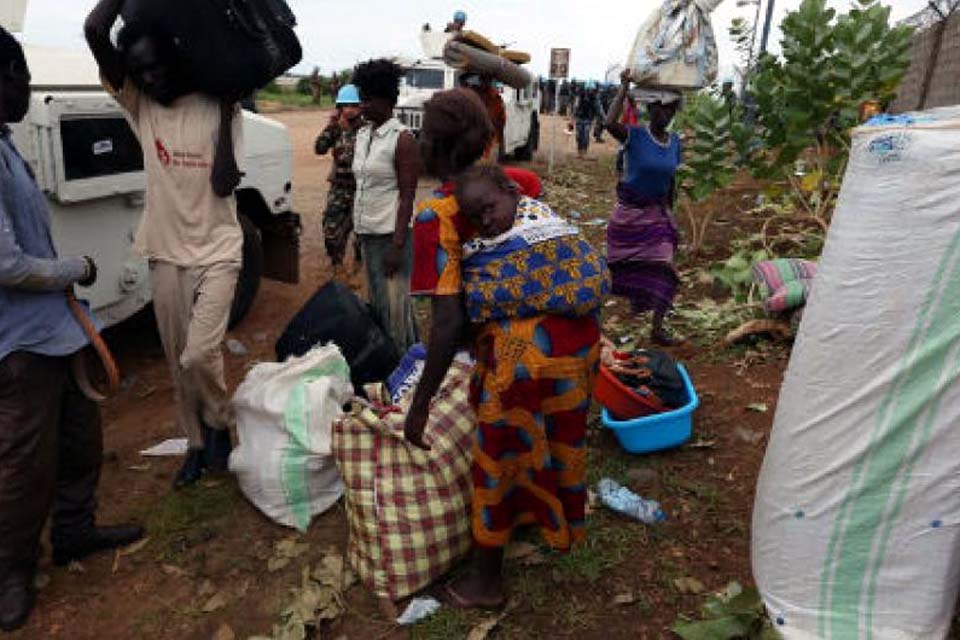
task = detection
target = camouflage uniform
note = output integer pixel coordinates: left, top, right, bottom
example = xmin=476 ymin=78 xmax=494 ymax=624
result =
xmin=315 ymin=123 xmax=359 ymax=266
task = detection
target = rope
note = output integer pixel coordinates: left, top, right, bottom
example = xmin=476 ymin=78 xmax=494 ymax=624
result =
xmin=66 ymin=289 xmax=121 ymax=400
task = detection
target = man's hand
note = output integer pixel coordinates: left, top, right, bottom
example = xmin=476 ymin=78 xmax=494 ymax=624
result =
xmin=404 ymin=403 xmax=431 ymax=451
xmin=383 ymin=241 xmax=404 ymax=278
xmin=211 ymin=157 xmax=242 ymax=198
xmin=212 ymin=100 xmax=242 ymax=198
xmin=78 ymin=256 xmax=98 ymax=288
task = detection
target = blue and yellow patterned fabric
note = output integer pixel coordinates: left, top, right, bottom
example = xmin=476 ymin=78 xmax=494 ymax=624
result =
xmin=460 ymin=197 xmax=610 ymax=323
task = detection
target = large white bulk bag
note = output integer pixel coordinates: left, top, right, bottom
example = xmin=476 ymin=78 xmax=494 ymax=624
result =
xmin=752 ymin=106 xmax=960 ymax=639
xmin=230 ymin=344 xmax=353 ymax=532
xmin=625 ymin=0 xmax=723 ymax=90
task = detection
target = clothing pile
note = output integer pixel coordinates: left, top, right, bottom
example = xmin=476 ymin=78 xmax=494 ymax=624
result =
xmin=752 ymin=258 xmax=817 ymax=317
xmin=608 ymin=348 xmax=686 ymax=411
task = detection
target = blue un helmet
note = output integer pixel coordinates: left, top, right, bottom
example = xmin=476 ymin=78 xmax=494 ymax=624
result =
xmin=454 ymin=10 xmax=467 ymax=23
xmin=336 ymin=84 xmax=361 ymax=106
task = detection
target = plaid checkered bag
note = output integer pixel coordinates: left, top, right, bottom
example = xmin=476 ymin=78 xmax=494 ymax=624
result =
xmin=333 ymin=362 xmax=475 ymax=601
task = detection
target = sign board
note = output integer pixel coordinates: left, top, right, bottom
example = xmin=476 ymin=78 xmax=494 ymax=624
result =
xmin=549 ymin=48 xmax=570 ymax=79
xmin=0 ymin=0 xmax=28 ymax=32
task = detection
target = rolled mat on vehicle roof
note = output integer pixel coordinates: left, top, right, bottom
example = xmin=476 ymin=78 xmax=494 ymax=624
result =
xmin=121 ymin=0 xmax=302 ymax=98
xmin=443 ymin=40 xmax=532 ymax=90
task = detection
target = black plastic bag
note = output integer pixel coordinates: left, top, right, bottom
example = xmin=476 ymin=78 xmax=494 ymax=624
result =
xmin=276 ymin=282 xmax=401 ymax=389
xmin=122 ymin=0 xmax=302 ymax=97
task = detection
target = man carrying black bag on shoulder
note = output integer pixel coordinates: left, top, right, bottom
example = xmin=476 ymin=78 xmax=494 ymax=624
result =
xmin=86 ymin=0 xmax=244 ymax=488
xmin=0 ymin=27 xmax=144 ymax=632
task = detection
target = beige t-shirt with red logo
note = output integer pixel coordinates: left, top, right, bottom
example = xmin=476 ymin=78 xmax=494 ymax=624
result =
xmin=107 ymin=78 xmax=244 ymax=267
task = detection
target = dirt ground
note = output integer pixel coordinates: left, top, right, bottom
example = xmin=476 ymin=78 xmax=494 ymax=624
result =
xmin=7 ymin=110 xmax=790 ymax=640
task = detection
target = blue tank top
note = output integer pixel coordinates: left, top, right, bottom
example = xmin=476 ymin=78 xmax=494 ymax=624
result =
xmin=622 ymin=126 xmax=681 ymax=200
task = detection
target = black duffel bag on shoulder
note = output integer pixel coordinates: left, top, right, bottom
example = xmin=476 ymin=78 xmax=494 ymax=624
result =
xmin=122 ymin=0 xmax=302 ymax=98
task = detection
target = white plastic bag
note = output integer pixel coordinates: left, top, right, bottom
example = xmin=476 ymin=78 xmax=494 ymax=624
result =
xmin=753 ymin=106 xmax=960 ymax=639
xmin=626 ymin=0 xmax=723 ymax=90
xmin=230 ymin=344 xmax=353 ymax=532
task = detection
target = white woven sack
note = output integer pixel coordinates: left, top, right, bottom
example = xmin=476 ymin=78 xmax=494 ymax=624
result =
xmin=230 ymin=344 xmax=353 ymax=532
xmin=753 ymin=106 xmax=960 ymax=639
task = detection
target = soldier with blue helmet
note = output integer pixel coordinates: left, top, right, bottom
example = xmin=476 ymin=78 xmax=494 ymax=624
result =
xmin=315 ymin=84 xmax=363 ymax=269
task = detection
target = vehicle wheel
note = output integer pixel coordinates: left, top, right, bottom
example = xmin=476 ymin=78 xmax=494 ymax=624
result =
xmin=229 ymin=214 xmax=263 ymax=329
xmin=514 ymin=113 xmax=539 ymax=161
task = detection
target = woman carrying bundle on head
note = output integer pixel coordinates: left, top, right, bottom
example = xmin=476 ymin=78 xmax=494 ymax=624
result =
xmin=604 ymin=70 xmax=684 ymax=346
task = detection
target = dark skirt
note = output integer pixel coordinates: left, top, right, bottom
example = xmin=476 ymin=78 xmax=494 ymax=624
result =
xmin=606 ymin=186 xmax=680 ymax=314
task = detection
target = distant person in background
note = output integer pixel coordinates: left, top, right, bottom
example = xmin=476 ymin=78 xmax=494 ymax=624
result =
xmin=459 ymin=72 xmax=505 ymax=160
xmin=86 ymin=0 xmax=244 ymax=487
xmin=573 ymin=83 xmax=602 ymax=159
xmin=604 ymin=70 xmax=684 ymax=345
xmin=721 ymin=77 xmax=737 ymax=117
xmin=329 ymin=73 xmax=341 ymax=106
xmin=309 ymin=67 xmax=322 ymax=104
xmin=593 ymin=86 xmax=610 ymax=143
xmin=445 ymin=9 xmax=467 ymax=33
xmin=0 ymin=26 xmax=144 ymax=632
xmin=315 ymin=84 xmax=363 ymax=271
xmin=352 ymin=59 xmax=419 ymax=353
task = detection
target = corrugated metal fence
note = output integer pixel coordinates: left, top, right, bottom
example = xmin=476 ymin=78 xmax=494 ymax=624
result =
xmin=891 ymin=4 xmax=960 ymax=112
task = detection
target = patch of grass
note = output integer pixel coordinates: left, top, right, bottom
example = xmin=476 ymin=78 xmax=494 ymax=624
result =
xmin=663 ymin=474 xmax=726 ymax=513
xmin=411 ymin=607 xmax=478 ymax=640
xmin=256 ymin=90 xmax=332 ymax=110
xmin=142 ymin=480 xmax=241 ymax=562
xmin=551 ymin=543 xmax=615 ymax=584
xmin=587 ymin=448 xmax=633 ymax=485
xmin=508 ymin=566 xmax=550 ymax=609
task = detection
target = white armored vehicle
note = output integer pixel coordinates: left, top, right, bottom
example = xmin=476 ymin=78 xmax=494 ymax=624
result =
xmin=394 ymin=28 xmax=540 ymax=160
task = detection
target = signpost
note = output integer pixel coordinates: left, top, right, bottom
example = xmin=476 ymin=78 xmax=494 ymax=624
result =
xmin=548 ymin=48 xmax=570 ymax=174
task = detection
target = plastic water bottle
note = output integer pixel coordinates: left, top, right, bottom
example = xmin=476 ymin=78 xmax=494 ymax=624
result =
xmin=597 ymin=478 xmax=666 ymax=524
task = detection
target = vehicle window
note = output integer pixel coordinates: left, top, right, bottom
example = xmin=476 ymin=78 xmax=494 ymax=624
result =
xmin=61 ymin=117 xmax=144 ymax=181
xmin=404 ymin=69 xmax=445 ymax=90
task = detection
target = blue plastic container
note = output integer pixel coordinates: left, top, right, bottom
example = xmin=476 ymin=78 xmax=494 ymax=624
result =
xmin=600 ymin=364 xmax=699 ymax=454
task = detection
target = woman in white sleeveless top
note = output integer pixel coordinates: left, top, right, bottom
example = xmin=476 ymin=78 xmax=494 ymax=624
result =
xmin=352 ymin=59 xmax=419 ymax=353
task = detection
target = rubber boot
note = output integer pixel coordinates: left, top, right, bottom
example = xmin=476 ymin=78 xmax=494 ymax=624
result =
xmin=203 ymin=426 xmax=233 ymax=475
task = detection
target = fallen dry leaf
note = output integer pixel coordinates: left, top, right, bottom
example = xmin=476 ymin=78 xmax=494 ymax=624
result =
xmin=212 ymin=623 xmax=235 ymax=640
xmin=67 ymin=561 xmax=85 ymax=574
xmin=613 ymin=592 xmax=636 ymax=606
xmin=202 ymin=591 xmax=230 ymax=613
xmin=161 ymin=564 xmax=189 ymax=578
xmin=119 ymin=537 xmax=150 ymax=557
xmin=673 ymin=577 xmax=706 ymax=595
xmin=197 ymin=579 xmax=217 ymax=599
xmin=268 ymin=556 xmax=291 ymax=573
xmin=466 ymin=600 xmax=516 ymax=640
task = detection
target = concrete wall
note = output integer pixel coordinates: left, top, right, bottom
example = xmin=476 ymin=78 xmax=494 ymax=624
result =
xmin=891 ymin=12 xmax=960 ymax=112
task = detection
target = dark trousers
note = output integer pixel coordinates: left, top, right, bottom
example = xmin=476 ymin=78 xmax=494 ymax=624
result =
xmin=576 ymin=119 xmax=592 ymax=152
xmin=0 ymin=352 xmax=102 ymax=573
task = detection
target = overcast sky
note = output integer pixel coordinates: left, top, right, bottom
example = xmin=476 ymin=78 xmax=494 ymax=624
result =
xmin=17 ymin=0 xmax=930 ymax=81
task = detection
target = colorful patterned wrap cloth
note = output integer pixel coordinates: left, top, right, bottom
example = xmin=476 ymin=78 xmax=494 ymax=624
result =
xmin=752 ymin=258 xmax=818 ymax=314
xmin=460 ymin=197 xmax=610 ymax=323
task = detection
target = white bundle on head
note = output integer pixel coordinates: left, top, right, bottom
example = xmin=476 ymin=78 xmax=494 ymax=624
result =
xmin=635 ymin=89 xmax=683 ymax=105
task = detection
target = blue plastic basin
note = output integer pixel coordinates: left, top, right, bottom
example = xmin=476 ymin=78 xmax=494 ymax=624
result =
xmin=600 ymin=364 xmax=699 ymax=454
